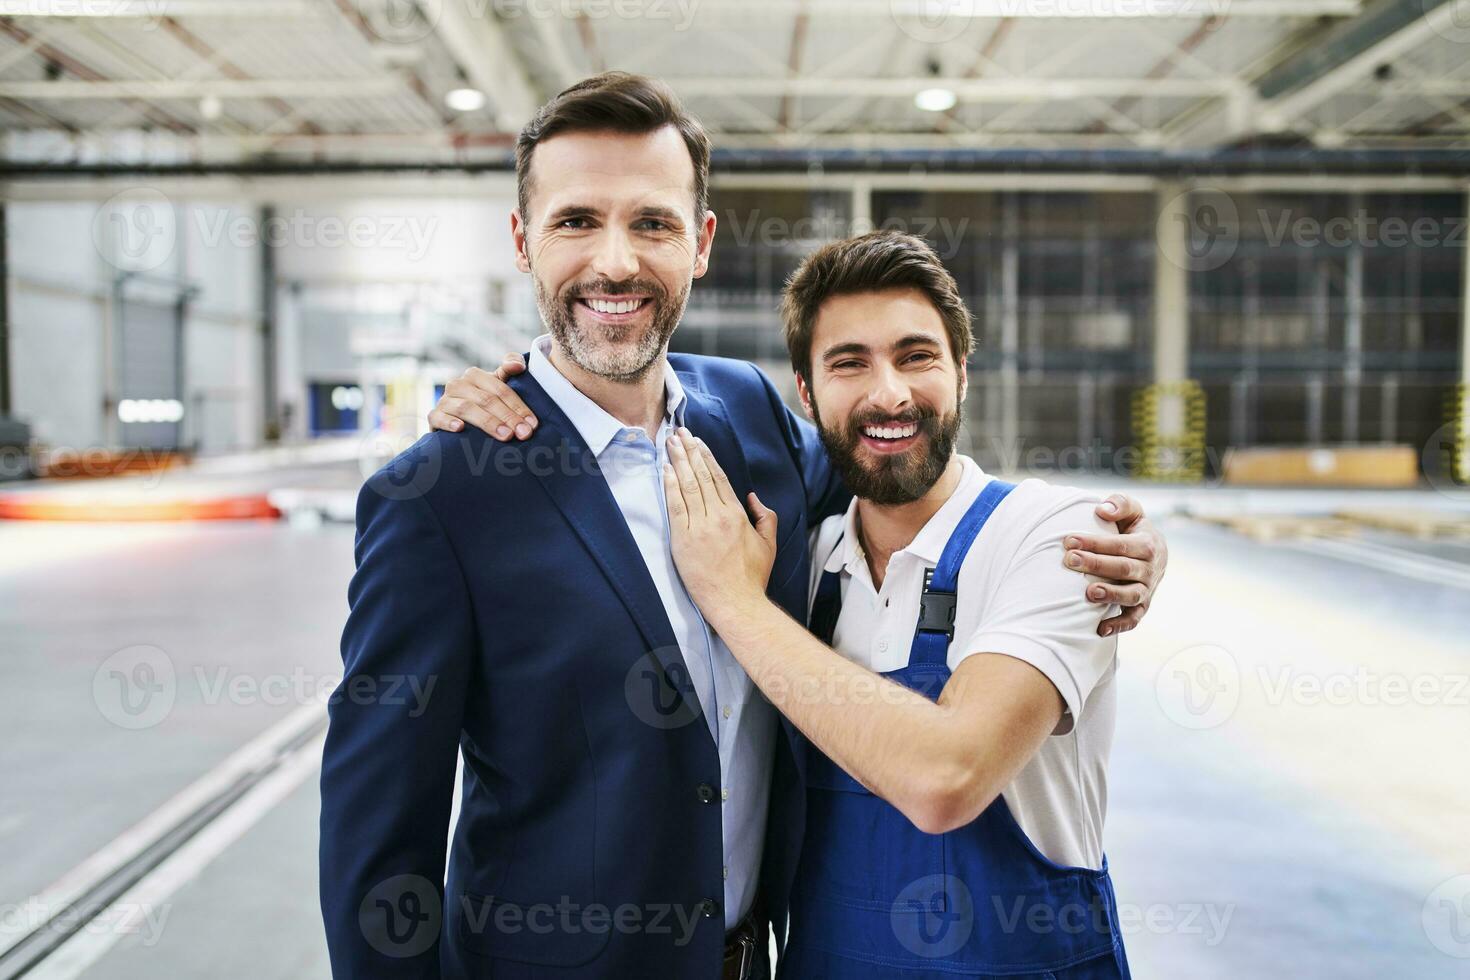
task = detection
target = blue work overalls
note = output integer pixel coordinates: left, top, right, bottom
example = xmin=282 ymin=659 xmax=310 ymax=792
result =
xmin=778 ymin=479 xmax=1131 ymax=979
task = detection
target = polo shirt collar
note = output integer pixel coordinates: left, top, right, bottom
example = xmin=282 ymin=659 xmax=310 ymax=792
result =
xmin=822 ymin=455 xmax=988 ymax=574
xmin=526 ymin=333 xmax=687 ymax=455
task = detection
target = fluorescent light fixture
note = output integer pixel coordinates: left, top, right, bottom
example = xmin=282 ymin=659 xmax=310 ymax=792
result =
xmin=119 ymin=399 xmax=184 ymax=425
xmin=445 ymin=88 xmax=487 ymax=112
xmin=331 ymin=386 xmax=365 ymax=412
xmin=915 ymin=87 xmax=958 ymax=112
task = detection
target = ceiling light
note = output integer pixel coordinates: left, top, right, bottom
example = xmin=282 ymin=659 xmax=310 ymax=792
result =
xmin=445 ymin=88 xmax=486 ymax=113
xmin=915 ymin=87 xmax=957 ymax=112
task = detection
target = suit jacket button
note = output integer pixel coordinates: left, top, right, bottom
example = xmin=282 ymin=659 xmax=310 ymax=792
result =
xmin=696 ymin=783 xmax=716 ymax=804
xmin=700 ymin=898 xmax=721 ymax=918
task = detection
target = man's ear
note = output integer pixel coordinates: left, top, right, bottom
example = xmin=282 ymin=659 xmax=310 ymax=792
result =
xmin=511 ymin=208 xmax=531 ymax=274
xmin=958 ymin=361 xmax=968 ymax=404
xmin=795 ymin=371 xmax=816 ymax=421
xmin=692 ymin=208 xmax=717 ymax=279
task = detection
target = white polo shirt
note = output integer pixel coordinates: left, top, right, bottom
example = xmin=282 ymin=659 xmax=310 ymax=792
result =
xmin=807 ymin=454 xmax=1121 ymax=870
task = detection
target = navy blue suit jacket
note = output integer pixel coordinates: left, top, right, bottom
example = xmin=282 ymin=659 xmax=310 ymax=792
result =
xmin=320 ymin=354 xmax=845 ymax=978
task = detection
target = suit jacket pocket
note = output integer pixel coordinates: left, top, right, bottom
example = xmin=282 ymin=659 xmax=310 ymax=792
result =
xmin=455 ymin=891 xmax=612 ymax=966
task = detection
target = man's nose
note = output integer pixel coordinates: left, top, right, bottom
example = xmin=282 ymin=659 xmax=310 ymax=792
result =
xmin=590 ymin=227 xmax=640 ymax=283
xmin=865 ymin=363 xmax=913 ymax=415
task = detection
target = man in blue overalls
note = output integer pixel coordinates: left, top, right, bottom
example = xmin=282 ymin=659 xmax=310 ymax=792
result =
xmin=662 ymin=230 xmax=1137 ymax=978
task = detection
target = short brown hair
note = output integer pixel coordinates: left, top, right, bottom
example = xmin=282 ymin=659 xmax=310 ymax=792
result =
xmin=515 ymin=71 xmax=711 ymax=224
xmin=781 ymin=231 xmax=974 ymax=384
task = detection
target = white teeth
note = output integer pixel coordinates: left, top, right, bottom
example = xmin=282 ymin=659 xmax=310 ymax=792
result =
xmin=863 ymin=423 xmax=918 ymax=440
xmin=586 ymin=298 xmax=642 ymax=314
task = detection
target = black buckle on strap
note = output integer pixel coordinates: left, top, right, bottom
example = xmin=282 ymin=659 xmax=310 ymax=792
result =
xmin=917 ymin=568 xmax=957 ymax=641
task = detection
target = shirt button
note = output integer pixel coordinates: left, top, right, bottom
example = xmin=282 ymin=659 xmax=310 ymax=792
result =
xmin=723 ymin=865 xmax=729 ymax=880
xmin=721 ymin=788 xmax=729 ymax=802
xmin=696 ymin=783 xmax=716 ymax=804
xmin=722 ymin=705 xmax=732 ymax=719
xmin=878 ymin=640 xmax=889 ymax=652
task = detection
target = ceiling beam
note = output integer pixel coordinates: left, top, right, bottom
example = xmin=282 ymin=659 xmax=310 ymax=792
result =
xmin=427 ymin=0 xmax=541 ymax=132
xmin=0 ymin=17 xmax=195 ymax=134
xmin=328 ymin=0 xmax=456 ymax=130
xmin=545 ymin=0 xmax=1357 ymax=15
xmin=1093 ymin=15 xmax=1225 ymax=130
xmin=676 ymin=76 xmax=1240 ymax=101
xmin=157 ymin=15 xmax=317 ymax=135
xmin=1166 ymin=0 xmax=1465 ymax=146
xmin=529 ymin=17 xmax=580 ymax=90
xmin=0 ymin=0 xmax=321 ymax=17
xmin=0 ymin=78 xmax=404 ymax=99
xmin=777 ymin=3 xmax=810 ymax=131
xmin=4 ymin=0 xmax=1354 ymax=19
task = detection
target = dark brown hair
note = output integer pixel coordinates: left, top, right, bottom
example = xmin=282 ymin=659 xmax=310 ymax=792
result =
xmin=781 ymin=230 xmax=974 ymax=384
xmin=515 ymin=71 xmax=711 ymax=223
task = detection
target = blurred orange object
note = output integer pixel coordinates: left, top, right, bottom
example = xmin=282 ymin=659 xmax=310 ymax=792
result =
xmin=37 ymin=449 xmax=191 ymax=480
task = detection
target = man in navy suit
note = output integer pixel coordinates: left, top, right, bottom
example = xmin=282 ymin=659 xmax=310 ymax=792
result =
xmin=322 ymin=72 xmax=1167 ymax=979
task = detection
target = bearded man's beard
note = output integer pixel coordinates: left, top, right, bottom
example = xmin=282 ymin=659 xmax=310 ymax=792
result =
xmin=812 ymin=394 xmax=963 ymax=506
xmin=533 ymin=271 xmax=689 ymax=384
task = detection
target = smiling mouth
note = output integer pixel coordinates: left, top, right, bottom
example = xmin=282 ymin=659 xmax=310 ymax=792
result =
xmin=576 ymin=296 xmax=651 ymax=319
xmin=857 ymin=420 xmax=924 ymax=454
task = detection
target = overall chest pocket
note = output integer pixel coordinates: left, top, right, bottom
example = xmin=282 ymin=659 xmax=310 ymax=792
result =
xmin=797 ymin=746 xmax=946 ymax=913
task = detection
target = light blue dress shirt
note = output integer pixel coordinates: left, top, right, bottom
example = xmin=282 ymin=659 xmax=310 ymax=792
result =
xmin=527 ymin=334 xmax=776 ymax=928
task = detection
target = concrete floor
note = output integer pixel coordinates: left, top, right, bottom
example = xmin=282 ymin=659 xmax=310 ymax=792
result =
xmin=2 ymin=474 xmax=1467 ymax=978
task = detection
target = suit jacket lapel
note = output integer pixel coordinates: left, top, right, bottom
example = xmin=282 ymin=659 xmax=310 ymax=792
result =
xmin=678 ymin=382 xmax=756 ymax=514
xmin=680 ymin=377 xmax=813 ymax=780
xmin=512 ymin=375 xmax=711 ymax=739
xmin=680 ymin=380 xmax=813 ymax=794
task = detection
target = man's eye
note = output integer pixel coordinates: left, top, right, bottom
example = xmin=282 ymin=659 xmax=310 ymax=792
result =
xmin=635 ymin=219 xmax=670 ymax=231
xmin=832 ymin=360 xmax=861 ymax=370
xmin=558 ymin=217 xmax=590 ymax=229
xmin=905 ymin=352 xmax=936 ymax=364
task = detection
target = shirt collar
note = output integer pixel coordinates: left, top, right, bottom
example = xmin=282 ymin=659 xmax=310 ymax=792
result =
xmin=822 ymin=455 xmax=989 ymax=574
xmin=526 ymin=333 xmax=687 ymax=455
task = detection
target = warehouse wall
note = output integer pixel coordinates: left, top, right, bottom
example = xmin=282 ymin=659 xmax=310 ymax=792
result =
xmin=268 ymin=196 xmax=533 ymax=441
xmin=5 ymin=196 xmax=263 ymax=455
xmin=6 ymin=185 xmax=1462 ymax=473
xmin=4 ymin=193 xmax=535 ymax=452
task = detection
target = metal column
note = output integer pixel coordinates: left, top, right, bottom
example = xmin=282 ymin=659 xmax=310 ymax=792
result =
xmin=999 ymin=192 xmax=1020 ymax=463
xmin=0 ymin=204 xmax=9 ymax=417
xmin=1343 ymin=192 xmax=1364 ymax=444
xmin=261 ymin=204 xmax=280 ymax=442
xmin=1152 ymin=183 xmax=1190 ymax=438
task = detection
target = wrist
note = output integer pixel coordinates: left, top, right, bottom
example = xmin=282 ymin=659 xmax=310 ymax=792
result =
xmin=703 ymin=584 xmax=768 ymax=633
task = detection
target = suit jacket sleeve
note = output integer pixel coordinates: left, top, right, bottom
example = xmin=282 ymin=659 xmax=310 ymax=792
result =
xmin=319 ymin=468 xmax=474 ymax=978
xmin=750 ymin=362 xmax=850 ymax=526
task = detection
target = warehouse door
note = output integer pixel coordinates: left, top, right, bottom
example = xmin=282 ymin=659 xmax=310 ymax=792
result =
xmin=117 ymin=297 xmax=184 ymax=451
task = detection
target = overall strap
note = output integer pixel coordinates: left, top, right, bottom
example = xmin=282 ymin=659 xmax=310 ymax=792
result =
xmin=909 ymin=479 xmax=1017 ymax=667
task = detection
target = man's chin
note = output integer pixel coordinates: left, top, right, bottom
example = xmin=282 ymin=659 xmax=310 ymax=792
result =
xmin=561 ymin=329 xmax=662 ymax=381
xmin=834 ymin=439 xmax=954 ymax=505
xmin=844 ymin=456 xmax=919 ymax=492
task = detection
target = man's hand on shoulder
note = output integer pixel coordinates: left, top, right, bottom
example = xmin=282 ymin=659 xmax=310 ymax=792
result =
xmin=428 ymin=352 xmax=536 ymax=441
xmin=1060 ymin=493 xmax=1168 ymax=637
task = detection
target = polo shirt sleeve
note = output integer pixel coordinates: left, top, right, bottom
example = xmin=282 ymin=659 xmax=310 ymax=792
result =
xmin=958 ymin=492 xmax=1120 ymax=736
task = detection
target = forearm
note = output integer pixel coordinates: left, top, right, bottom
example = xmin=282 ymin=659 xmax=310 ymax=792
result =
xmin=709 ymin=592 xmax=992 ymax=832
